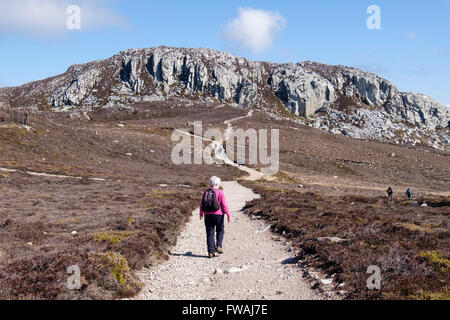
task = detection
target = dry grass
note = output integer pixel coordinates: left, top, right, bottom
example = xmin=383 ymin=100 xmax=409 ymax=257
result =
xmin=241 ymin=180 xmax=450 ymax=300
xmin=0 ymin=104 xmax=243 ymax=300
xmin=0 ymin=177 xmax=203 ymax=299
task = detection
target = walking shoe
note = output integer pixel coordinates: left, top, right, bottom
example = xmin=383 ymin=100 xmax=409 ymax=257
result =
xmin=215 ymin=247 xmax=224 ymax=254
xmin=208 ymin=253 xmax=216 ymax=259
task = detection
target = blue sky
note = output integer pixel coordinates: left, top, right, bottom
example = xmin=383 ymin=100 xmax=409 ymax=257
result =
xmin=0 ymin=0 xmax=449 ymax=105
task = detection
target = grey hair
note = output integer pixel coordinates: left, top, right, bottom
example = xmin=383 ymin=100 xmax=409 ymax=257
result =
xmin=210 ymin=176 xmax=221 ymax=187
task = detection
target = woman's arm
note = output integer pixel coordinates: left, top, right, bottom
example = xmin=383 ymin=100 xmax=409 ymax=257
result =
xmin=219 ymin=191 xmax=231 ymax=219
xmin=199 ymin=193 xmax=204 ymax=219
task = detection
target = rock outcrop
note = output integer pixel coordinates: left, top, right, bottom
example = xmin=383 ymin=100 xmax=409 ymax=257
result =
xmin=301 ymin=62 xmax=448 ymax=132
xmin=268 ymin=65 xmax=335 ymax=116
xmin=0 ymin=46 xmax=448 ymax=149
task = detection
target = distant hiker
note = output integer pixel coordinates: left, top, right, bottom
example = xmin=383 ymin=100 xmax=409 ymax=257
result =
xmin=405 ymin=188 xmax=414 ymax=199
xmin=200 ymin=176 xmax=231 ymax=258
xmin=386 ymin=187 xmax=393 ymax=202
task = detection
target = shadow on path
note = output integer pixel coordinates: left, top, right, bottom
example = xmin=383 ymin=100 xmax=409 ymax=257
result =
xmin=169 ymin=251 xmax=209 ymax=259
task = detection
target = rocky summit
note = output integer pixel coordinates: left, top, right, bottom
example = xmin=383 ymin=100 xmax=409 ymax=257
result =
xmin=0 ymin=46 xmax=448 ymax=149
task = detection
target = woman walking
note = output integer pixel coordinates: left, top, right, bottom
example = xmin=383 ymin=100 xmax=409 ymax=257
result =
xmin=200 ymin=176 xmax=231 ymax=258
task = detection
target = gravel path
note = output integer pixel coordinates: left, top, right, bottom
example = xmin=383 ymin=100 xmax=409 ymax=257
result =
xmin=0 ymin=167 xmax=106 ymax=181
xmin=135 ymin=181 xmax=324 ymax=300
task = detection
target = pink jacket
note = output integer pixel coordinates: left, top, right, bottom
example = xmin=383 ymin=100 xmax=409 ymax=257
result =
xmin=200 ymin=188 xmax=231 ymax=219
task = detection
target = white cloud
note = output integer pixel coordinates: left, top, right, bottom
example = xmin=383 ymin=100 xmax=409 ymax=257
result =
xmin=0 ymin=0 xmax=128 ymax=38
xmin=223 ymin=7 xmax=286 ymax=54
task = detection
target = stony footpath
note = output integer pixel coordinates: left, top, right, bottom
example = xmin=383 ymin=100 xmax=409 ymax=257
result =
xmin=135 ymin=181 xmax=328 ymax=300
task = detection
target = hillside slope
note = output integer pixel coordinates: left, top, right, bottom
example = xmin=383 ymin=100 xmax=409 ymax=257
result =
xmin=0 ymin=46 xmax=448 ymax=149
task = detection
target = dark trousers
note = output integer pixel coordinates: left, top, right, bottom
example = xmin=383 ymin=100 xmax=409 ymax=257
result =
xmin=204 ymin=214 xmax=225 ymax=254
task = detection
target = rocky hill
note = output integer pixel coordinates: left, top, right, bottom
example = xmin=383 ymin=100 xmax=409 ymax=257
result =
xmin=0 ymin=46 xmax=448 ymax=149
